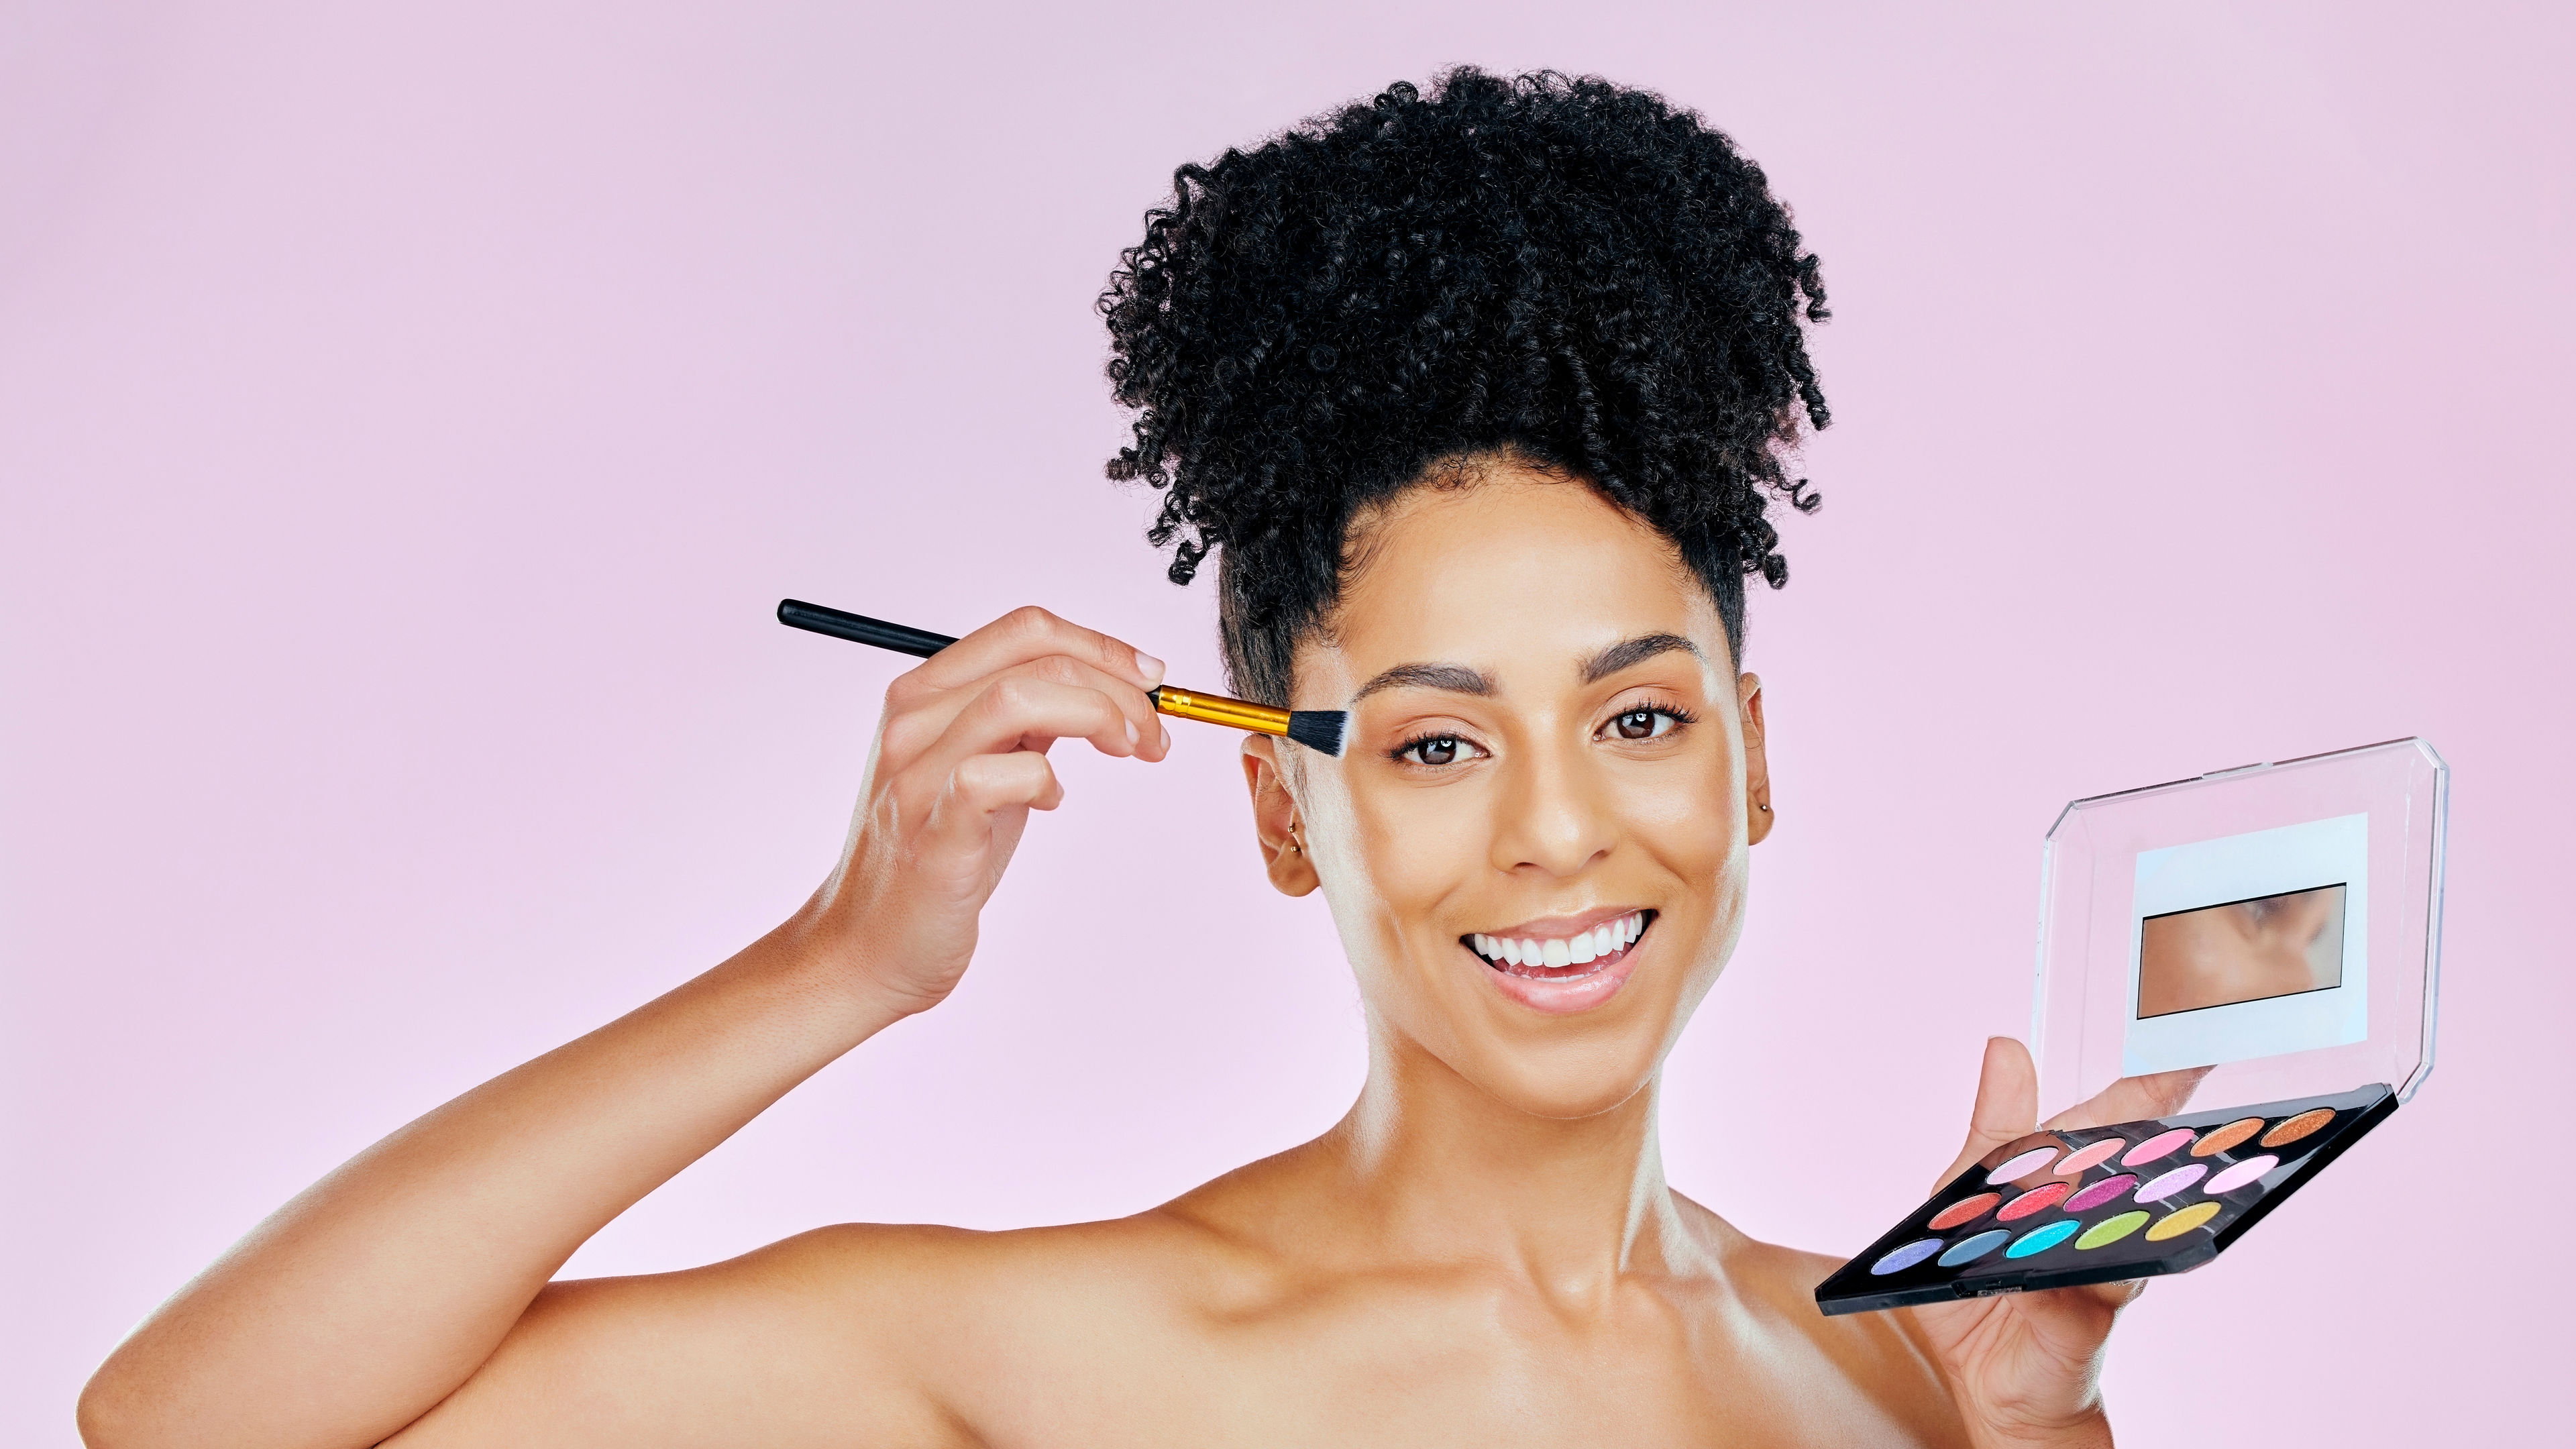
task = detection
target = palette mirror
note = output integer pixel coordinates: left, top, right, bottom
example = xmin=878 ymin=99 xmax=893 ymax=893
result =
xmin=1816 ymin=738 xmax=2447 ymax=1316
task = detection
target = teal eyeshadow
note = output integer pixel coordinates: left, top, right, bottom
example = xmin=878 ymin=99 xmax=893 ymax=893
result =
xmin=1939 ymin=1229 xmax=2013 ymax=1267
xmin=2005 ymin=1220 xmax=2082 ymax=1258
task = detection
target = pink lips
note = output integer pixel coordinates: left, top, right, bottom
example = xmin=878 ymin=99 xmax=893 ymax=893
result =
xmin=1464 ymin=907 xmax=1652 ymax=1016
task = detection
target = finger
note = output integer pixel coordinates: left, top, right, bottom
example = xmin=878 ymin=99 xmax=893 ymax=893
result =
xmin=2045 ymin=1065 xmax=2213 ymax=1133
xmin=881 ymin=651 xmax=1171 ymax=772
xmin=1933 ymin=1037 xmax=2041 ymax=1192
xmin=899 ymin=653 xmax=1169 ymax=762
xmin=2088 ymin=1279 xmax=2147 ymax=1311
xmin=920 ymin=677 xmax=1148 ymax=779
xmin=926 ymin=751 xmax=1065 ymax=849
xmin=912 ymin=605 xmax=1165 ymax=697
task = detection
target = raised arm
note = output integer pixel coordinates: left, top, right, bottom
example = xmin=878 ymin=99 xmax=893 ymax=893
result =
xmin=78 ymin=607 xmax=1171 ymax=1449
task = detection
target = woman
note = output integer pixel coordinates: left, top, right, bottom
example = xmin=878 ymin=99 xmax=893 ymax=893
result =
xmin=80 ymin=70 xmax=2186 ymax=1448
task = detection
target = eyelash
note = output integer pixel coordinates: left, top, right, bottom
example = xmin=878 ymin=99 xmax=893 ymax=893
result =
xmin=1386 ymin=698 xmax=1700 ymax=766
xmin=1389 ymin=732 xmax=1485 ymax=767
xmin=1601 ymin=698 xmax=1699 ymax=741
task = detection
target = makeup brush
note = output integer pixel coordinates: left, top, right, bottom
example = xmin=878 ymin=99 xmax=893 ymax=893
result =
xmin=776 ymin=599 xmax=1348 ymax=758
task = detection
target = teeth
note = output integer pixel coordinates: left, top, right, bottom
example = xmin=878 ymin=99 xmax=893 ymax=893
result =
xmin=1470 ymin=914 xmax=1651 ymax=971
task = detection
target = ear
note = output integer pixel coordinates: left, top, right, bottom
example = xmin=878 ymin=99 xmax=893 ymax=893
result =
xmin=1241 ymin=735 xmax=1320 ymax=896
xmin=1739 ymin=672 xmax=1774 ymax=845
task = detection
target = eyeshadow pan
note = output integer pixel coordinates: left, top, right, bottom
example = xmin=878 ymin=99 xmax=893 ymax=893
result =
xmin=2262 ymin=1109 xmax=2337 ymax=1148
xmin=2191 ymin=1118 xmax=2267 ymax=1158
xmin=2202 ymin=1155 xmax=2281 ymax=1195
xmin=2145 ymin=1201 xmax=2222 ymax=1241
xmin=1870 ymin=1238 xmax=1945 ymax=1275
xmin=1996 ymin=1181 xmax=2074 ymax=1221
xmin=2053 ymin=1139 xmax=2123 ymax=1175
xmin=1815 ymin=1083 xmax=2406 ymax=1319
xmin=2075 ymin=1210 xmax=2151 ymax=1250
xmin=1986 ymin=1147 xmax=2060 ymax=1185
xmin=2121 ymin=1128 xmax=2196 ymax=1167
xmin=2133 ymin=1163 xmax=2208 ymax=1203
xmin=1939 ymin=1229 xmax=2012 ymax=1267
xmin=1929 ymin=1193 xmax=2002 ymax=1230
xmin=2004 ymin=1220 xmax=2082 ymax=1258
xmin=2062 ymin=1173 xmax=2140 ymax=1213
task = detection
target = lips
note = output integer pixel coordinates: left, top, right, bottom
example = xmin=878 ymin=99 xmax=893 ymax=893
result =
xmin=1462 ymin=910 xmax=1652 ymax=980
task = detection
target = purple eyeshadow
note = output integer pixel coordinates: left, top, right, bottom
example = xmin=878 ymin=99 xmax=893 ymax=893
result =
xmin=2061 ymin=1173 xmax=2140 ymax=1213
xmin=2133 ymin=1163 xmax=2208 ymax=1203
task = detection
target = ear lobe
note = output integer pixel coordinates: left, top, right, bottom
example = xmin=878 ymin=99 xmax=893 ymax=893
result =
xmin=1240 ymin=737 xmax=1320 ymax=896
xmin=1739 ymin=673 xmax=1774 ymax=845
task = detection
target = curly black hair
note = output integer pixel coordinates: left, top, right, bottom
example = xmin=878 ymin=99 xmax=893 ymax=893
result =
xmin=1102 ymin=67 xmax=1828 ymax=706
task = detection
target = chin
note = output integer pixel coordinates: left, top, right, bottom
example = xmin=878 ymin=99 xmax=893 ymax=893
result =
xmin=1470 ymin=1041 xmax=1664 ymax=1121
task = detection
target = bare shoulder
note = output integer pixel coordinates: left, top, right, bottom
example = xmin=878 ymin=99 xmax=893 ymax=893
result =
xmin=1670 ymin=1193 xmax=1970 ymax=1448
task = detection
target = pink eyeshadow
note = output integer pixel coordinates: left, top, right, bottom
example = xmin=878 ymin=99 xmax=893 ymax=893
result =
xmin=2121 ymin=1128 xmax=2198 ymax=1168
xmin=2054 ymin=1139 xmax=2123 ymax=1175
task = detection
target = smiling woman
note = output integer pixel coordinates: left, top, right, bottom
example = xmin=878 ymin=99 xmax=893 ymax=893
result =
xmin=78 ymin=68 xmax=2187 ymax=1449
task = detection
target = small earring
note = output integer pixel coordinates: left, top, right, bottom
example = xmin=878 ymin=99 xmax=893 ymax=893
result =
xmin=1758 ymin=802 xmax=1772 ymax=813
xmin=1287 ymin=826 xmax=1303 ymax=855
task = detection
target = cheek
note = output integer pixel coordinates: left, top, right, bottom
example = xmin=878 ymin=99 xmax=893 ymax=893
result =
xmin=1618 ymin=759 xmax=1741 ymax=873
xmin=1340 ymin=789 xmax=1483 ymax=928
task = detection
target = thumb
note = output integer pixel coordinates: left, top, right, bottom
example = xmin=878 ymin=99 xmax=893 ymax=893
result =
xmin=1933 ymin=1036 xmax=2041 ymax=1193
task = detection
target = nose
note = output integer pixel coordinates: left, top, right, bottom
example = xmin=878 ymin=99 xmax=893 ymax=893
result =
xmin=1489 ymin=739 xmax=1615 ymax=877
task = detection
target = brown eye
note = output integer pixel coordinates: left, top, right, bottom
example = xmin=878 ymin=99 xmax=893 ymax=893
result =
xmin=1394 ymin=734 xmax=1483 ymax=767
xmin=1615 ymin=709 xmax=1659 ymax=740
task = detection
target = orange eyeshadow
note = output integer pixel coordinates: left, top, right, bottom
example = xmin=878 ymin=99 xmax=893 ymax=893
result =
xmin=2190 ymin=1117 xmax=2266 ymax=1157
xmin=2261 ymin=1109 xmax=2337 ymax=1148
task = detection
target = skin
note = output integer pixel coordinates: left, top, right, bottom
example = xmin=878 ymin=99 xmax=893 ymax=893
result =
xmin=80 ymin=461 xmax=2197 ymax=1449
xmin=2136 ymin=888 xmax=2343 ymax=1018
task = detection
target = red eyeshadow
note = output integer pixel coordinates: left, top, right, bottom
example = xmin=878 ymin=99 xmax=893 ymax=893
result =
xmin=1929 ymin=1193 xmax=2002 ymax=1230
xmin=1996 ymin=1181 xmax=2073 ymax=1221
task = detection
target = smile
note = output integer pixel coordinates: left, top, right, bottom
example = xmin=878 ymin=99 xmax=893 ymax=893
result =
xmin=1462 ymin=910 xmax=1652 ymax=981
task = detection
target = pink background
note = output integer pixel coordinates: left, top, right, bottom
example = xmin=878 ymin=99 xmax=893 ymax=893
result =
xmin=4 ymin=3 xmax=2569 ymax=1442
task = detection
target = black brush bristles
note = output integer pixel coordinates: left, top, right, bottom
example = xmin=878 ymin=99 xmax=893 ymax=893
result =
xmin=1285 ymin=710 xmax=1347 ymax=759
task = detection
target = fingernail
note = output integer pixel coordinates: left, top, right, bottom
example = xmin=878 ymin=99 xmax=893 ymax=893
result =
xmin=1135 ymin=650 xmax=1166 ymax=688
xmin=1125 ymin=718 xmax=1140 ymax=749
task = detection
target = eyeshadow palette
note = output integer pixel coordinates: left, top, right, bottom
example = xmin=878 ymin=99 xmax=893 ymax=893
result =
xmin=1815 ymin=1083 xmax=2396 ymax=1316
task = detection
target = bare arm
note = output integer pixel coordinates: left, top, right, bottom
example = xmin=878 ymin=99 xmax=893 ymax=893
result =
xmin=78 ymin=606 xmax=1171 ymax=1449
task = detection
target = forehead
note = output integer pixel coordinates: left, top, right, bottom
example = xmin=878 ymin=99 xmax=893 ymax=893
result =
xmin=1293 ymin=474 xmax=1726 ymax=704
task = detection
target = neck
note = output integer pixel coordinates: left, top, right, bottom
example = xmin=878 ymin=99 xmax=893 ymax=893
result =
xmin=1316 ymin=1013 xmax=1696 ymax=1296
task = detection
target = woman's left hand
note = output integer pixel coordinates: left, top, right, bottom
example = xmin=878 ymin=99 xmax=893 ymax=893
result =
xmin=1909 ymin=1038 xmax=2207 ymax=1448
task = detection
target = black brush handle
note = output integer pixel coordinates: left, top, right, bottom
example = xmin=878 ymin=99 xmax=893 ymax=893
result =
xmin=777 ymin=599 xmax=956 ymax=658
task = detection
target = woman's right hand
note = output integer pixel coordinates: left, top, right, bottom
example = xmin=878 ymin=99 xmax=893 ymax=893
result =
xmin=795 ymin=605 xmax=1171 ymax=1016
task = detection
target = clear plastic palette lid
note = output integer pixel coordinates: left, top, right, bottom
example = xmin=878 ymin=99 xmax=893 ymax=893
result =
xmin=2033 ymin=738 xmax=2447 ymax=1121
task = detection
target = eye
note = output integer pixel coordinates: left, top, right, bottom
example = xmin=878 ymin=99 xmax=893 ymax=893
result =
xmin=1613 ymin=708 xmax=1671 ymax=740
xmin=1601 ymin=701 xmax=1697 ymax=742
xmin=1393 ymin=733 xmax=1485 ymax=767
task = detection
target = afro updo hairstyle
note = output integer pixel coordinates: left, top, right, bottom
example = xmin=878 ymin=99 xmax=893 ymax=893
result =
xmin=1101 ymin=67 xmax=1829 ymax=707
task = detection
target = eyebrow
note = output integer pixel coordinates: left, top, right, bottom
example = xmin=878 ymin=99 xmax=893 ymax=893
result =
xmin=1580 ymin=633 xmax=1703 ymax=684
xmin=1347 ymin=634 xmax=1702 ymax=704
xmin=1350 ymin=661 xmax=1496 ymax=704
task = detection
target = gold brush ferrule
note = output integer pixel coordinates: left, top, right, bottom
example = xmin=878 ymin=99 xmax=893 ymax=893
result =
xmin=1151 ymin=686 xmax=1292 ymax=737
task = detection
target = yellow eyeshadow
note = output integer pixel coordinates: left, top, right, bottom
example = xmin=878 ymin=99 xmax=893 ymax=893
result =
xmin=2145 ymin=1201 xmax=2223 ymax=1242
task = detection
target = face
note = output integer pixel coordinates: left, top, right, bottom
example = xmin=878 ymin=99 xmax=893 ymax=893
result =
xmin=1242 ymin=465 xmax=1772 ymax=1119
